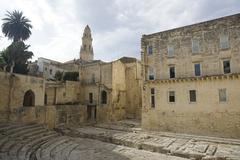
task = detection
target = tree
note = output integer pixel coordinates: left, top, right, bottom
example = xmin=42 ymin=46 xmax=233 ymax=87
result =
xmin=63 ymin=72 xmax=79 ymax=81
xmin=55 ymin=71 xmax=64 ymax=81
xmin=2 ymin=10 xmax=32 ymax=42
xmin=0 ymin=42 xmax=33 ymax=73
xmin=0 ymin=54 xmax=7 ymax=71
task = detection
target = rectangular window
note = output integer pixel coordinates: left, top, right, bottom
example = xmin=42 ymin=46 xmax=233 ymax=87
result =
xmin=223 ymin=60 xmax=231 ymax=74
xmin=194 ymin=63 xmax=201 ymax=76
xmin=148 ymin=67 xmax=155 ymax=80
xmin=148 ymin=46 xmax=153 ymax=55
xmin=150 ymin=88 xmax=155 ymax=108
xmin=89 ymin=93 xmax=93 ymax=103
xmin=168 ymin=91 xmax=175 ymax=103
xmin=189 ymin=90 xmax=197 ymax=102
xmin=169 ymin=67 xmax=175 ymax=78
xmin=149 ymin=75 xmax=155 ymax=80
xmin=192 ymin=39 xmax=200 ymax=54
xmin=167 ymin=45 xmax=174 ymax=57
xmin=220 ymin=35 xmax=229 ymax=49
xmin=219 ymin=88 xmax=227 ymax=102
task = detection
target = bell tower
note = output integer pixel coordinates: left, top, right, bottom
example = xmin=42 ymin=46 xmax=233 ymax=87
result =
xmin=80 ymin=25 xmax=94 ymax=61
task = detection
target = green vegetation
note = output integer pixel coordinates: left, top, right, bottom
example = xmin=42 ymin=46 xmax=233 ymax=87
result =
xmin=63 ymin=72 xmax=79 ymax=81
xmin=55 ymin=71 xmax=64 ymax=81
xmin=0 ymin=10 xmax=33 ymax=74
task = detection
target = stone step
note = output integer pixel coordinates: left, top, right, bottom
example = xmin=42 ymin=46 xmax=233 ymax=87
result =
xmin=35 ymin=136 xmax=67 ymax=159
xmin=0 ymin=124 xmax=22 ymax=133
xmin=36 ymin=136 xmax=68 ymax=159
xmin=40 ymin=138 xmax=71 ymax=160
xmin=9 ymin=125 xmax=44 ymax=138
xmin=18 ymin=132 xmax=59 ymax=160
xmin=59 ymin=143 xmax=80 ymax=160
xmin=0 ymin=125 xmax=45 ymax=153
xmin=4 ymin=123 xmax=42 ymax=135
xmin=50 ymin=140 xmax=76 ymax=160
xmin=8 ymin=129 xmax=49 ymax=159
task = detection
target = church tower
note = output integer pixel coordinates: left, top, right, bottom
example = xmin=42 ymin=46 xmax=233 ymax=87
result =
xmin=80 ymin=25 xmax=94 ymax=61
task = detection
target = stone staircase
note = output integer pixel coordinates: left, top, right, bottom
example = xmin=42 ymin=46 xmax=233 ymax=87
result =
xmin=61 ymin=121 xmax=240 ymax=160
xmin=0 ymin=122 xmax=83 ymax=160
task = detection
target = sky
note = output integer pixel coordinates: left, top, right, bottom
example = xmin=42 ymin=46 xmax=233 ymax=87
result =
xmin=0 ymin=0 xmax=239 ymax=62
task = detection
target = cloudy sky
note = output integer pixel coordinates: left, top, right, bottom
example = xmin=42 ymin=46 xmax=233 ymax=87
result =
xmin=0 ymin=0 xmax=239 ymax=62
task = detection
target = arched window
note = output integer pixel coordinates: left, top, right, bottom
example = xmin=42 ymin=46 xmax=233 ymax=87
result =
xmin=101 ymin=90 xmax=107 ymax=104
xmin=23 ymin=90 xmax=35 ymax=107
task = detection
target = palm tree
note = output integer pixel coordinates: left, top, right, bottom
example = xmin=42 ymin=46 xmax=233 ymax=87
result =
xmin=1 ymin=42 xmax=33 ymax=73
xmin=2 ymin=10 xmax=32 ymax=42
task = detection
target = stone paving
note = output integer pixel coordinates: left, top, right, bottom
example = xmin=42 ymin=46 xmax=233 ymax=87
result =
xmin=0 ymin=122 xmax=189 ymax=160
xmin=60 ymin=120 xmax=240 ymax=160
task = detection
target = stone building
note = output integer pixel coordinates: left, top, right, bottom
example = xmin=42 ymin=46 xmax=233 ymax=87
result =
xmin=0 ymin=25 xmax=142 ymax=127
xmin=78 ymin=26 xmax=142 ymax=121
xmin=141 ymin=13 xmax=240 ymax=138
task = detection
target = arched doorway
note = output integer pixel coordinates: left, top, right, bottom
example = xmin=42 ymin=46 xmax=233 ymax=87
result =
xmin=23 ymin=90 xmax=35 ymax=107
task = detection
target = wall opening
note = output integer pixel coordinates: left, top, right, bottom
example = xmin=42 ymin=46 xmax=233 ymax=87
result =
xmin=101 ymin=90 xmax=107 ymax=104
xmin=23 ymin=90 xmax=35 ymax=107
xmin=44 ymin=94 xmax=47 ymax=105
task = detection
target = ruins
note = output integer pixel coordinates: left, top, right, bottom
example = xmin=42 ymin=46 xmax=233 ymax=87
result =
xmin=0 ymin=13 xmax=240 ymax=160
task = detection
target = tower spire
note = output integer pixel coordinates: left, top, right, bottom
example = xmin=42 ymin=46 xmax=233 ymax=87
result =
xmin=80 ymin=25 xmax=94 ymax=61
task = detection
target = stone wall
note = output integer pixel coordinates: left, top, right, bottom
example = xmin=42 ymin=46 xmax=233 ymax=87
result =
xmin=45 ymin=81 xmax=81 ymax=105
xmin=125 ymin=61 xmax=142 ymax=119
xmin=142 ymin=75 xmax=240 ymax=138
xmin=141 ymin=14 xmax=240 ymax=80
xmin=0 ymin=71 xmax=45 ymax=122
xmin=8 ymin=105 xmax=87 ymax=129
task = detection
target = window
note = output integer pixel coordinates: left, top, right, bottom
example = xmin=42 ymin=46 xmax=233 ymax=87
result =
xmin=169 ymin=67 xmax=175 ymax=78
xmin=92 ymin=74 xmax=95 ymax=83
xmin=194 ymin=63 xmax=201 ymax=76
xmin=223 ymin=60 xmax=231 ymax=74
xmin=219 ymin=88 xmax=227 ymax=102
xmin=150 ymin=88 xmax=155 ymax=108
xmin=148 ymin=67 xmax=155 ymax=80
xmin=220 ymin=35 xmax=229 ymax=49
xmin=45 ymin=67 xmax=47 ymax=71
xmin=89 ymin=93 xmax=93 ymax=103
xmin=167 ymin=45 xmax=174 ymax=57
xmin=50 ymin=69 xmax=52 ymax=75
xmin=189 ymin=90 xmax=197 ymax=102
xmin=101 ymin=90 xmax=107 ymax=104
xmin=192 ymin=39 xmax=200 ymax=54
xmin=168 ymin=91 xmax=175 ymax=103
xmin=147 ymin=46 xmax=153 ymax=55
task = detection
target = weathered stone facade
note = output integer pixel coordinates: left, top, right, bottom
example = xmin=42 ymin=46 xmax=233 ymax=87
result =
xmin=141 ymin=13 xmax=240 ymax=138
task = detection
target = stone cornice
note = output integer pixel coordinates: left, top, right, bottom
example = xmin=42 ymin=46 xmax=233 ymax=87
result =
xmin=145 ymin=73 xmax=240 ymax=84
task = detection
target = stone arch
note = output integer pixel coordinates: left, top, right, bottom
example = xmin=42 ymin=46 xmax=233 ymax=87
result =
xmin=101 ymin=90 xmax=107 ymax=104
xmin=23 ymin=90 xmax=35 ymax=107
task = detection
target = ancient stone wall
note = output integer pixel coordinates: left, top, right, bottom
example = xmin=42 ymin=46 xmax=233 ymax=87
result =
xmin=45 ymin=81 xmax=81 ymax=105
xmin=0 ymin=71 xmax=45 ymax=122
xmin=125 ymin=61 xmax=142 ymax=119
xmin=142 ymin=75 xmax=240 ymax=138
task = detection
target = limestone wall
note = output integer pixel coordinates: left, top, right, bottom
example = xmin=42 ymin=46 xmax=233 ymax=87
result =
xmin=0 ymin=71 xmax=45 ymax=122
xmin=142 ymin=75 xmax=240 ymax=138
xmin=125 ymin=61 xmax=142 ymax=119
xmin=8 ymin=105 xmax=87 ymax=129
xmin=142 ymin=14 xmax=240 ymax=80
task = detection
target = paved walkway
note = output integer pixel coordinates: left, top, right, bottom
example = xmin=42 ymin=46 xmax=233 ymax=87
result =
xmin=61 ymin=120 xmax=240 ymax=160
